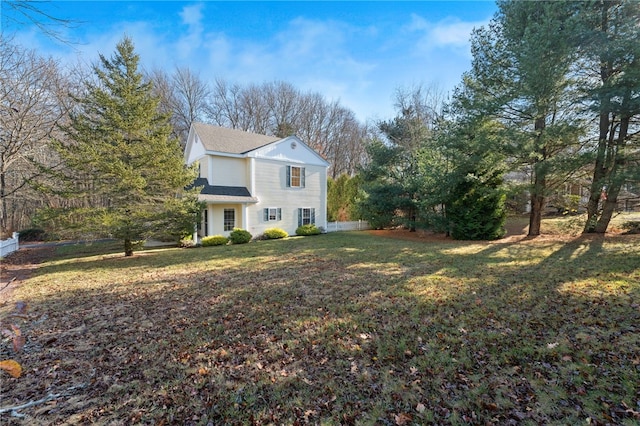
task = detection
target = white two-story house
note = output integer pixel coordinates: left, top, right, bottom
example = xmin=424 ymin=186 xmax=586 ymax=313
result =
xmin=184 ymin=123 xmax=329 ymax=239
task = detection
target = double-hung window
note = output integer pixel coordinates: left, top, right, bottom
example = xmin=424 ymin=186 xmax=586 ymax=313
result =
xmin=223 ymin=208 xmax=235 ymax=231
xmin=286 ymin=166 xmax=305 ymax=188
xmin=298 ymin=208 xmax=315 ymax=226
xmin=263 ymin=207 xmax=282 ymax=222
xmin=201 ymin=209 xmax=208 ymax=236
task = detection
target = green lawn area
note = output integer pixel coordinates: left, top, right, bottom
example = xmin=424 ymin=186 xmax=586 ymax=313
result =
xmin=2 ymin=231 xmax=639 ymax=424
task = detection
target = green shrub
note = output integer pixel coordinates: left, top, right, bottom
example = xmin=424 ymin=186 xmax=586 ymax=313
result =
xmin=447 ymin=173 xmax=507 ymax=241
xmin=295 ymin=224 xmax=321 ymax=236
xmin=621 ymin=221 xmax=640 ymax=234
xmin=263 ymin=228 xmax=288 ymax=239
xmin=201 ymin=235 xmax=229 ymax=246
xmin=228 ymin=228 xmax=252 ymax=244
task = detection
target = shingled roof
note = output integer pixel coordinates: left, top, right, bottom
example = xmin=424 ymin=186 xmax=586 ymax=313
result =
xmin=192 ymin=122 xmax=280 ymax=154
xmin=189 ymin=178 xmax=258 ymax=203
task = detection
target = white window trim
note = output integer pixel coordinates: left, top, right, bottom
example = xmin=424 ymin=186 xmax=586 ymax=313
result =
xmin=223 ymin=208 xmax=235 ymax=231
xmin=286 ymin=165 xmax=306 ymax=188
xmin=264 ymin=207 xmax=282 ymax=222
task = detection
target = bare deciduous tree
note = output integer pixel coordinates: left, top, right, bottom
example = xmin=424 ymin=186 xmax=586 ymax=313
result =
xmin=1 ymin=0 xmax=80 ymax=43
xmin=149 ymin=66 xmax=210 ymax=147
xmin=0 ymin=38 xmax=69 ymax=233
xmin=206 ymin=78 xmax=370 ymax=176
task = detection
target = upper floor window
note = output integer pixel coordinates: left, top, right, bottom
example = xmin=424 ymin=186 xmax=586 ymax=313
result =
xmin=286 ymin=165 xmax=305 ymax=188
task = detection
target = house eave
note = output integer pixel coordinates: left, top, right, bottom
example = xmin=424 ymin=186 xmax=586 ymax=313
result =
xmin=198 ymin=194 xmax=259 ymax=204
xmin=204 ymin=150 xmax=248 ymax=159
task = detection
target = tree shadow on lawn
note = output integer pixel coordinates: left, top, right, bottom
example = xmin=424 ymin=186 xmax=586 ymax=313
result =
xmin=397 ymin=233 xmax=640 ymax=424
xmin=3 ymin=233 xmax=639 ymax=424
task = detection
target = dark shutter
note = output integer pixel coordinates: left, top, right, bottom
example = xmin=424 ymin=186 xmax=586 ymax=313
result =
xmin=286 ymin=166 xmax=291 ymax=187
xmin=301 ymin=167 xmax=306 ymax=188
xmin=311 ymin=208 xmax=315 ymax=224
xmin=298 ymin=208 xmax=303 ymax=227
xmin=277 ymin=208 xmax=282 ymax=220
xmin=264 ymin=208 xmax=269 ymax=221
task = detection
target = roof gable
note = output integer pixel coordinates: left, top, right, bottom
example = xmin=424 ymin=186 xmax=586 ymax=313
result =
xmin=248 ymin=136 xmax=330 ymax=167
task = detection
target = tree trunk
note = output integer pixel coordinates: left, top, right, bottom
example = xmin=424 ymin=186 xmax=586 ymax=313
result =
xmin=0 ymin=169 xmax=7 ymax=234
xmin=528 ymin=191 xmax=545 ymax=236
xmin=528 ymin=117 xmax=546 ymax=237
xmin=583 ymin=109 xmax=610 ymax=233
xmin=593 ymin=114 xmax=629 ymax=233
xmin=124 ymin=238 xmax=134 ymax=257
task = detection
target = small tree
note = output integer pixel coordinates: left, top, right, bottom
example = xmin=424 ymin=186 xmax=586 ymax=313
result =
xmin=447 ymin=171 xmax=506 ymax=240
xmin=327 ymin=173 xmax=361 ymax=222
xmin=356 ymin=140 xmax=413 ymax=229
xmin=51 ymin=37 xmax=198 ymax=256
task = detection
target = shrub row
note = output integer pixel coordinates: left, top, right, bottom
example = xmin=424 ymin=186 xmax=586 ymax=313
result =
xmin=183 ymin=225 xmax=321 ymax=249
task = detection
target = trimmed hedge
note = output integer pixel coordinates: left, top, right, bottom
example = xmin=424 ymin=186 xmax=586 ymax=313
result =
xmin=263 ymin=227 xmax=288 ymax=239
xmin=229 ymin=228 xmax=252 ymax=244
xmin=295 ymin=224 xmax=321 ymax=236
xmin=201 ymin=235 xmax=229 ymax=246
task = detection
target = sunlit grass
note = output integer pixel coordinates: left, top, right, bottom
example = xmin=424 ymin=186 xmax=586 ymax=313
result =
xmin=2 ymin=230 xmax=639 ymax=424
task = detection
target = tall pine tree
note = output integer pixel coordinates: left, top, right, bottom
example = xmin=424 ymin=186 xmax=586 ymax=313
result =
xmin=53 ymin=37 xmax=199 ymax=256
xmin=580 ymin=0 xmax=640 ymax=233
xmin=467 ymin=1 xmax=585 ymax=236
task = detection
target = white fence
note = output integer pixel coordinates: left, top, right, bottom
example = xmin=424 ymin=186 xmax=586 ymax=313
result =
xmin=0 ymin=232 xmax=19 ymax=257
xmin=326 ymin=220 xmax=371 ymax=233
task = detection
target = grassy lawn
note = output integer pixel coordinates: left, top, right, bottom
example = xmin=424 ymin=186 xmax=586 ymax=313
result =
xmin=1 ymin=231 xmax=639 ymax=425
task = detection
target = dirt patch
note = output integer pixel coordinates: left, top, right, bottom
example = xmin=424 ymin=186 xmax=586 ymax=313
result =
xmin=367 ymin=219 xmax=530 ymax=244
xmin=365 ymin=220 xmax=627 ymax=245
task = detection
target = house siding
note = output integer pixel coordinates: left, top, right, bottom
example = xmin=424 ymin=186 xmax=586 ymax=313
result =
xmin=250 ymin=158 xmax=326 ymax=236
xmin=211 ymin=156 xmax=247 ymax=187
xmin=199 ymin=158 xmax=209 ymax=180
xmin=204 ymin=204 xmax=244 ymax=236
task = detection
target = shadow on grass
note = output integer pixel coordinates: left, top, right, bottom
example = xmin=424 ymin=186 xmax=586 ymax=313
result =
xmin=4 ymin=232 xmax=639 ymax=424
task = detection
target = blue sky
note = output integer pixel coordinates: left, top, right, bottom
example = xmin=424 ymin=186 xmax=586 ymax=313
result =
xmin=4 ymin=1 xmax=498 ymax=122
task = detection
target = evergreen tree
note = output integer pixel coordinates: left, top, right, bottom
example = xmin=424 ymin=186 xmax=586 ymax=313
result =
xmin=52 ymin=37 xmax=199 ymax=256
xmin=356 ymin=140 xmax=412 ymax=229
xmin=579 ymin=0 xmax=640 ymax=233
xmin=435 ymin=113 xmax=507 ymax=240
xmin=360 ymin=89 xmax=442 ymax=231
xmin=327 ymin=174 xmax=361 ymax=222
xmin=467 ymin=1 xmax=586 ymax=236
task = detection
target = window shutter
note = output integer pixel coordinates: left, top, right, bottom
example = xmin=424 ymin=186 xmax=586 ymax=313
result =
xmin=311 ymin=208 xmax=315 ymax=224
xmin=277 ymin=208 xmax=282 ymax=220
xmin=286 ymin=166 xmax=291 ymax=187
xmin=264 ymin=208 xmax=269 ymax=221
xmin=298 ymin=208 xmax=303 ymax=227
xmin=301 ymin=167 xmax=306 ymax=188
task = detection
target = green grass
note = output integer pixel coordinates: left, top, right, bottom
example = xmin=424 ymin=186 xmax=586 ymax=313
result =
xmin=2 ymin=231 xmax=639 ymax=425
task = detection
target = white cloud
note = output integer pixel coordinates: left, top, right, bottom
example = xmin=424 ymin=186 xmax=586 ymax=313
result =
xmin=276 ymin=17 xmax=345 ymax=59
xmin=8 ymin=3 xmax=494 ymax=122
xmin=174 ymin=3 xmax=205 ymax=59
xmin=179 ymin=3 xmax=204 ymax=27
xmin=406 ymin=13 xmax=489 ymax=57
